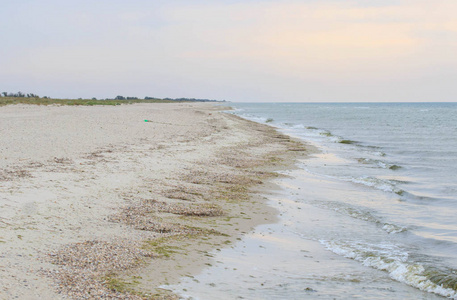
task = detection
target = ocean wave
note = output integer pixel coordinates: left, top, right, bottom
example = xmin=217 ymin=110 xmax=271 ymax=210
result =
xmin=348 ymin=176 xmax=440 ymax=205
xmin=382 ymin=223 xmax=408 ymax=234
xmin=227 ymin=107 xmax=244 ymax=113
xmin=319 ymin=130 xmax=334 ymax=137
xmin=289 ymin=126 xmax=384 ymax=152
xmin=313 ymin=201 xmax=379 ymax=223
xmin=281 ymin=123 xmax=317 ymax=130
xmin=373 ymin=151 xmax=387 ymax=157
xmin=357 ymin=158 xmax=402 ymax=170
xmin=313 ymin=201 xmax=407 ymax=234
xmin=396 ymin=190 xmax=440 ymax=203
xmin=350 ymin=176 xmax=405 ymax=195
xmin=232 ymin=112 xmax=276 ymax=126
xmin=300 ymin=127 xmax=390 ymax=157
xmin=283 ymin=123 xmax=305 ymax=129
xmin=320 ymin=240 xmax=457 ymax=299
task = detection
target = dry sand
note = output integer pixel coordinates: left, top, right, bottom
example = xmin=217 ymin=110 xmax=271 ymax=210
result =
xmin=0 ymin=103 xmax=310 ymax=299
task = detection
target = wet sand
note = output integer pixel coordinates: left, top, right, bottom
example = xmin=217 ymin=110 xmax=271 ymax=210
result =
xmin=0 ymin=103 xmax=310 ymax=299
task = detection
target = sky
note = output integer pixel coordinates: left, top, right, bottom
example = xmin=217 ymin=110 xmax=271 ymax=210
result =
xmin=1 ymin=0 xmax=456 ymax=102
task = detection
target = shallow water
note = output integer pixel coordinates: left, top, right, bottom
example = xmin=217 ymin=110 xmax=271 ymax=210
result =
xmin=168 ymin=103 xmax=457 ymax=299
xmin=167 ymin=167 xmax=446 ymax=299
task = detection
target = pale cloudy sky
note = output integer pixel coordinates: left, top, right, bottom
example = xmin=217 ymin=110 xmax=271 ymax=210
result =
xmin=1 ymin=0 xmax=456 ymax=102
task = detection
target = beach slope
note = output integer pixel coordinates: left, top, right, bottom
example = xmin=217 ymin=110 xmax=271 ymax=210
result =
xmin=0 ymin=103 xmax=309 ymax=299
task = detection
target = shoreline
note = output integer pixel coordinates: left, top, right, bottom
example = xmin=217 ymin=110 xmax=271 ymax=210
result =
xmin=0 ymin=103 xmax=312 ymax=299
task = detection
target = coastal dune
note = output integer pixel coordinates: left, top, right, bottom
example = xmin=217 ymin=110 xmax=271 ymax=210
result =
xmin=0 ymin=103 xmax=309 ymax=299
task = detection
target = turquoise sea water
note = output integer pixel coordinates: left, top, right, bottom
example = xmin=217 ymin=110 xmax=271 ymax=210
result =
xmin=170 ymin=103 xmax=457 ymax=299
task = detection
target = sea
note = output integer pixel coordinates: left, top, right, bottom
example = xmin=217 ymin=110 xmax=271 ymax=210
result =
xmin=167 ymin=102 xmax=457 ymax=299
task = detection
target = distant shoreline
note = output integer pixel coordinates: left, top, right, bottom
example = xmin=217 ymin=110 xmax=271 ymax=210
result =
xmin=0 ymin=96 xmax=226 ymax=107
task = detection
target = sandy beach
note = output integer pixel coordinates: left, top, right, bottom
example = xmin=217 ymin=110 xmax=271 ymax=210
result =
xmin=0 ymin=103 xmax=310 ymax=299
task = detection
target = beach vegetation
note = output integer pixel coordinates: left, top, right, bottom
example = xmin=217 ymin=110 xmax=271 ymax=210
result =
xmin=171 ymin=203 xmax=224 ymax=217
xmin=320 ymin=132 xmax=333 ymax=137
xmin=104 ymin=276 xmax=132 ymax=293
xmin=395 ymin=190 xmax=405 ymax=196
xmin=0 ymin=96 xmax=177 ymax=107
xmin=142 ymin=231 xmax=220 ymax=258
xmin=339 ymin=139 xmax=357 ymax=144
xmin=288 ymin=147 xmax=308 ymax=152
xmin=103 ymin=275 xmax=157 ymax=299
xmin=267 ymin=155 xmax=283 ymax=163
xmin=0 ymin=91 xmax=225 ymax=106
xmin=143 ymin=238 xmax=182 ymax=258
xmin=423 ymin=268 xmax=457 ymax=291
xmin=0 ymin=97 xmax=171 ymax=107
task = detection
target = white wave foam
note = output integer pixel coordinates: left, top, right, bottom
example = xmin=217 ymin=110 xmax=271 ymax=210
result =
xmin=320 ymin=240 xmax=457 ymax=299
xmin=382 ymin=223 xmax=407 ymax=234
xmin=350 ymin=176 xmax=404 ymax=195
xmin=373 ymin=151 xmax=386 ymax=157
xmin=357 ymin=158 xmax=402 ymax=170
xmin=291 ymin=124 xmax=305 ymax=129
